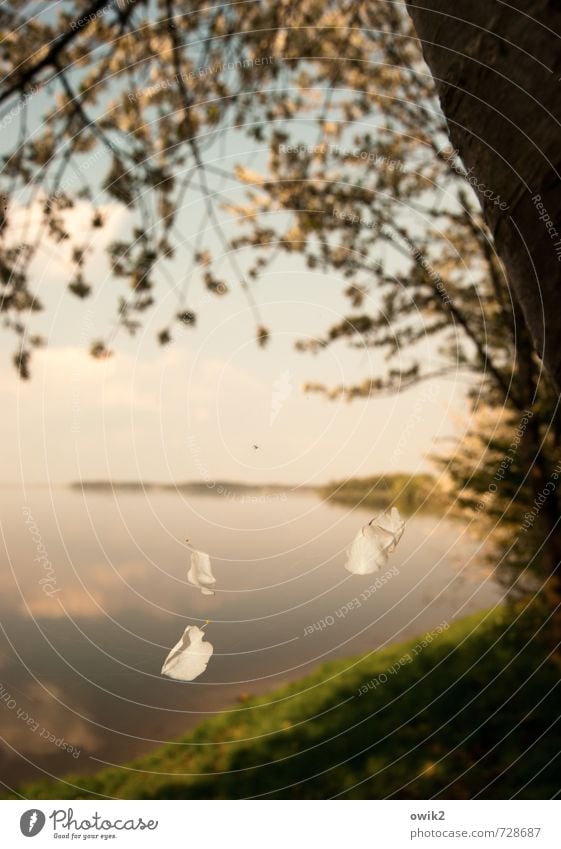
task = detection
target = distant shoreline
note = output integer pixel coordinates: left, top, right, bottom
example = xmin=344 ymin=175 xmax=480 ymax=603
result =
xmin=1 ymin=476 xmax=442 ymax=513
xmin=69 ymin=474 xmax=442 ymax=513
xmin=69 ymin=480 xmax=313 ymax=494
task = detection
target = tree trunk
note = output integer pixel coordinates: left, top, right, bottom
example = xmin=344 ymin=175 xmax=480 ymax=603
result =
xmin=406 ymin=0 xmax=561 ymax=390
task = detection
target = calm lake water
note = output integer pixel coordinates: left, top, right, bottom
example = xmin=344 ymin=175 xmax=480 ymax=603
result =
xmin=0 ymin=487 xmax=502 ymax=785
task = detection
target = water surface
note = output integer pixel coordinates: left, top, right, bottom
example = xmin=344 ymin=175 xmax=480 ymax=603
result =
xmin=0 ymin=488 xmax=502 ymax=786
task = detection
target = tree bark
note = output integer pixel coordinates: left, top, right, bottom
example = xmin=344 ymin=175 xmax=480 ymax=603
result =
xmin=406 ymin=0 xmax=561 ymax=390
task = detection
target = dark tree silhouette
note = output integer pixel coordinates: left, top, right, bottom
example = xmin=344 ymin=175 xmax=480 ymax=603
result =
xmin=406 ymin=0 xmax=561 ymax=390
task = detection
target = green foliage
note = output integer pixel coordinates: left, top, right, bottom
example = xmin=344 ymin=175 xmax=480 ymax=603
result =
xmin=319 ymin=473 xmax=444 ymax=515
xmin=11 ymin=604 xmax=561 ymax=800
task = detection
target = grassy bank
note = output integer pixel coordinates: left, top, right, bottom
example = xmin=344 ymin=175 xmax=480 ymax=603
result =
xmin=10 ymin=603 xmax=561 ymax=800
xmin=319 ymin=473 xmax=446 ymax=515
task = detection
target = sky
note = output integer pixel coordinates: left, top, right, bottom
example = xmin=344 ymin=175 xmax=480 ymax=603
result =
xmin=0 ymin=34 xmax=470 ymax=487
xmin=0 ymin=205 xmax=467 ymax=486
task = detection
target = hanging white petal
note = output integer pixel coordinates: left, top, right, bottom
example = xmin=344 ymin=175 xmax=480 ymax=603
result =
xmin=345 ymin=507 xmax=405 ymax=575
xmin=187 ymin=548 xmax=216 ymax=596
xmin=161 ymin=625 xmax=213 ymax=681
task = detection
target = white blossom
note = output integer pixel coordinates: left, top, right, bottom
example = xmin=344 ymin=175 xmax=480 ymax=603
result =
xmin=161 ymin=625 xmax=213 ymax=681
xmin=187 ymin=548 xmax=216 ymax=595
xmin=345 ymin=507 xmax=405 ymax=575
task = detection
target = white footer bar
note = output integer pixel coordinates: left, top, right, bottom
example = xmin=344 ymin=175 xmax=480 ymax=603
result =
xmin=1 ymin=800 xmax=559 ymax=848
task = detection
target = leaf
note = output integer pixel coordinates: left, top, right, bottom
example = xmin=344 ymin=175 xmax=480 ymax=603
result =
xmin=103 ymin=156 xmax=135 ymax=205
xmin=188 ymin=548 xmax=216 ymax=596
xmin=177 ymin=310 xmax=196 ymax=326
xmin=203 ymin=271 xmax=228 ymax=295
xmin=68 ymin=275 xmax=91 ymax=298
xmin=13 ymin=347 xmax=30 ymax=380
xmin=90 ymin=340 xmax=113 ymax=360
xmin=345 ymin=507 xmax=405 ymax=575
xmin=161 ymin=625 xmax=213 ymax=681
xmin=257 ymin=325 xmax=270 ymax=348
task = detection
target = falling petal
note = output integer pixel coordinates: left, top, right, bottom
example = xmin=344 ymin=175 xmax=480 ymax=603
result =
xmin=161 ymin=625 xmax=213 ymax=681
xmin=374 ymin=506 xmax=405 ymax=552
xmin=188 ymin=548 xmax=216 ymax=595
xmin=345 ymin=507 xmax=405 ymax=575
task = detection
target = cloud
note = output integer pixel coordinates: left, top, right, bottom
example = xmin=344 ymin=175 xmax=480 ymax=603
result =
xmin=0 ymin=329 xmax=466 ymax=485
xmin=0 ymin=345 xmax=272 ymax=482
xmin=4 ymin=195 xmax=128 ymax=285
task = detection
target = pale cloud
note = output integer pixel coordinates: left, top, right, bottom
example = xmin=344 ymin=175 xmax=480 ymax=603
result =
xmin=4 ymin=195 xmax=128 ymax=284
xmin=0 ymin=345 xmax=277 ymax=483
xmin=0 ymin=331 xmax=466 ymax=485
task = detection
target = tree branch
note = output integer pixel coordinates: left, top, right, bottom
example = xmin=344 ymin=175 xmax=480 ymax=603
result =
xmin=0 ymin=0 xmax=140 ymax=107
